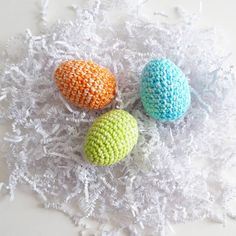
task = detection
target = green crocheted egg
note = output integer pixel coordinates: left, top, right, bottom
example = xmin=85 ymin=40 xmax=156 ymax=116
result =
xmin=84 ymin=110 xmax=139 ymax=166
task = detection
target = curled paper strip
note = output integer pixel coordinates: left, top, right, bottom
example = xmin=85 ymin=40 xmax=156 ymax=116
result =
xmin=0 ymin=1 xmax=236 ymax=235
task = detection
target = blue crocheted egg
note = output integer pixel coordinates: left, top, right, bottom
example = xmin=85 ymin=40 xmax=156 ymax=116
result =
xmin=140 ymin=59 xmax=191 ymax=122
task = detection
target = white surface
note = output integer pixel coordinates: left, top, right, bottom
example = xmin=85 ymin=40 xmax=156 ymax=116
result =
xmin=0 ymin=0 xmax=236 ymax=235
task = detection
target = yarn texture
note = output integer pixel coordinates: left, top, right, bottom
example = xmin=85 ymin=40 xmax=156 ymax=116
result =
xmin=140 ymin=59 xmax=191 ymax=121
xmin=1 ymin=1 xmax=236 ymax=235
xmin=54 ymin=60 xmax=116 ymax=110
xmin=84 ymin=110 xmax=138 ymax=166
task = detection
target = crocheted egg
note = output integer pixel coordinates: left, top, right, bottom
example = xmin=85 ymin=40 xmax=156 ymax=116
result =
xmin=84 ymin=110 xmax=139 ymax=166
xmin=140 ymin=59 xmax=191 ymax=121
xmin=54 ymin=60 xmax=116 ymax=110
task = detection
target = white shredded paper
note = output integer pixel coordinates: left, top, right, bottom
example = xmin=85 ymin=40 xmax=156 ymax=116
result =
xmin=0 ymin=1 xmax=236 ymax=235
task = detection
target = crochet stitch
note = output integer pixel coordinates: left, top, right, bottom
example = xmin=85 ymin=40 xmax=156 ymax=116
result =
xmin=140 ymin=58 xmax=191 ymax=121
xmin=54 ymin=60 xmax=116 ymax=110
xmin=1 ymin=1 xmax=236 ymax=235
xmin=84 ymin=110 xmax=139 ymax=166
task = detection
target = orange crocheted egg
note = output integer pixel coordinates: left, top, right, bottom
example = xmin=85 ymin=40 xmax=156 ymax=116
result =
xmin=54 ymin=60 xmax=116 ymax=110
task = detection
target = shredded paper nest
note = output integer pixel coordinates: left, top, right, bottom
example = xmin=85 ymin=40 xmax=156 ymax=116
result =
xmin=0 ymin=1 xmax=236 ymax=235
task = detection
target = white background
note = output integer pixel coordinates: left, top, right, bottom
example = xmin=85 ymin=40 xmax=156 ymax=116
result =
xmin=0 ymin=0 xmax=236 ymax=235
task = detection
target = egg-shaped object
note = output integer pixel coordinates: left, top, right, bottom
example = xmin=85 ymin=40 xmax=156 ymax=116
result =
xmin=84 ymin=110 xmax=139 ymax=166
xmin=54 ymin=60 xmax=116 ymax=110
xmin=140 ymin=58 xmax=191 ymax=121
